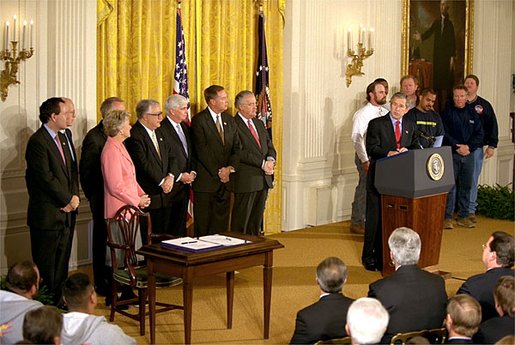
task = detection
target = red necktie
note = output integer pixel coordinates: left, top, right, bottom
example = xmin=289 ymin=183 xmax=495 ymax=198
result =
xmin=395 ymin=120 xmax=401 ymax=149
xmin=247 ymin=119 xmax=261 ymax=149
xmin=54 ymin=134 xmax=66 ymax=165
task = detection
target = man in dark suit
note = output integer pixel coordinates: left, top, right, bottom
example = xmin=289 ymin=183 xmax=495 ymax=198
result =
xmin=474 ymin=275 xmax=515 ymax=344
xmin=444 ymin=295 xmax=481 ymax=344
xmin=191 ymin=85 xmax=241 ymax=236
xmin=25 ymin=97 xmax=80 ymax=305
xmin=362 ymin=92 xmax=417 ymax=271
xmin=231 ymin=90 xmax=276 ymax=235
xmin=368 ymin=228 xmax=448 ymax=343
xmin=457 ymin=231 xmax=514 ymax=321
xmin=125 ymin=99 xmax=179 ymax=236
xmin=80 ymin=97 xmax=125 ymax=296
xmin=290 ymin=257 xmax=354 ymax=344
xmin=161 ymin=94 xmax=196 ymax=237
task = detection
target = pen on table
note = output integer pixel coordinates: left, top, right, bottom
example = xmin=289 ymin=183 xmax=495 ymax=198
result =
xmin=181 ymin=241 xmax=197 ymax=244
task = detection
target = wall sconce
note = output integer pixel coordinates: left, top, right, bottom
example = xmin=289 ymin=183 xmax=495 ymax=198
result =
xmin=1 ymin=16 xmax=35 ymax=102
xmin=345 ymin=26 xmax=374 ymax=87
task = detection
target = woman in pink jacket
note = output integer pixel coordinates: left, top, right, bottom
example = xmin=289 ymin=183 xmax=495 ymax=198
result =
xmin=101 ymin=110 xmax=150 ymax=218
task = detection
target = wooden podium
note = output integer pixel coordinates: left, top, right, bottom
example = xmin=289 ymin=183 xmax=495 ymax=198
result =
xmin=375 ymin=147 xmax=454 ymax=276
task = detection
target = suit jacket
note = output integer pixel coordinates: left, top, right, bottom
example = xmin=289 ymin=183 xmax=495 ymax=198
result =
xmin=366 ymin=114 xmax=417 ymax=162
xmin=101 ymin=137 xmax=145 ymax=218
xmin=457 ymin=267 xmax=514 ymax=321
xmin=474 ymin=315 xmax=514 ymax=344
xmin=191 ymin=108 xmax=240 ymax=192
xmin=232 ymin=114 xmax=276 ymax=193
xmin=446 ymin=338 xmax=473 ymax=344
xmin=25 ymin=125 xmax=79 ymax=229
xmin=368 ymin=265 xmax=448 ymax=341
xmin=159 ymin=117 xmax=193 ymax=200
xmin=125 ymin=121 xmax=179 ymax=209
xmin=290 ymin=293 xmax=354 ymax=345
xmin=79 ymin=120 xmax=107 ymax=206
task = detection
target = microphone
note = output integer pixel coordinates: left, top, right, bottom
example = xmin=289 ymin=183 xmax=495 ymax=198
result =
xmin=414 ymin=129 xmax=435 ymax=147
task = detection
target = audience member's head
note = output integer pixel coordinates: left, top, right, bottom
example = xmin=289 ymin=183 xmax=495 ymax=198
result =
xmin=494 ymin=275 xmax=515 ymax=318
xmin=100 ymin=97 xmax=125 ymax=119
xmin=416 ymin=88 xmax=437 ymax=112
xmin=365 ymin=80 xmax=387 ymax=105
xmin=388 ymin=227 xmax=421 ymax=267
xmin=39 ymin=97 xmax=65 ymax=124
xmin=346 ymin=297 xmax=389 ymax=345
xmin=103 ymin=110 xmax=131 ymax=137
xmin=495 ymin=335 xmax=515 ymax=345
xmin=452 ymin=85 xmax=468 ymax=109
xmin=446 ymin=294 xmax=482 ymax=338
xmin=62 ymin=273 xmax=97 ymax=313
xmin=22 ymin=306 xmax=62 ymax=345
xmin=5 ymin=261 xmax=40 ymax=299
xmin=204 ymin=85 xmax=229 ymax=113
xmin=400 ymin=75 xmax=418 ymax=97
xmin=316 ymin=257 xmax=348 ymax=293
xmin=374 ymin=78 xmax=389 ymax=96
xmin=482 ymin=231 xmax=514 ymax=269
xmin=164 ymin=94 xmax=189 ymax=123
xmin=464 ymin=74 xmax=480 ymax=96
xmin=406 ymin=336 xmax=430 ymax=344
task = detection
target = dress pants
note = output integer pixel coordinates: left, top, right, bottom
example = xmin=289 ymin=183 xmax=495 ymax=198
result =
xmin=362 ymin=164 xmax=382 ymax=266
xmin=30 ymin=225 xmax=72 ymax=305
xmin=194 ymin=185 xmax=230 ymax=237
xmin=446 ymin=152 xmax=475 ymax=219
xmin=351 ymin=154 xmax=367 ymax=226
xmin=231 ymin=189 xmax=268 ymax=235
xmin=170 ymin=190 xmax=189 ymax=237
xmin=469 ymin=147 xmax=484 ymax=214
xmin=90 ymin=198 xmax=110 ymax=295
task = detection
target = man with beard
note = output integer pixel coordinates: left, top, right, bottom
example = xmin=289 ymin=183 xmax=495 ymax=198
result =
xmin=350 ymin=81 xmax=388 ymax=234
xmin=405 ymin=88 xmax=445 ymax=148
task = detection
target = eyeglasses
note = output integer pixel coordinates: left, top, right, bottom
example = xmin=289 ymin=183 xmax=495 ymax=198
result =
xmin=146 ymin=112 xmax=163 ymax=117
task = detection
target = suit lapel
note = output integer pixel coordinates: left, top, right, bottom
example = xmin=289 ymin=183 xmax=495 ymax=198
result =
xmin=43 ymin=128 xmax=69 ymax=176
xmin=205 ymin=109 xmax=224 ymax=146
xmin=237 ymin=115 xmax=262 ymax=151
xmin=136 ymin=121 xmax=162 ymax=165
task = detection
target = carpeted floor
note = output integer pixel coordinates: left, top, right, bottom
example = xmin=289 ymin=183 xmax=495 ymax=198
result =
xmin=85 ymin=216 xmax=514 ymax=344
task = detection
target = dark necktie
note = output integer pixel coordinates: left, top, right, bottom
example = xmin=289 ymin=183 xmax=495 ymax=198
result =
xmin=247 ymin=119 xmax=261 ymax=149
xmin=395 ymin=120 xmax=401 ymax=149
xmin=215 ymin=115 xmax=224 ymax=145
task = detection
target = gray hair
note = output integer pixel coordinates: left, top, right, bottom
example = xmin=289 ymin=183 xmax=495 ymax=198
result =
xmin=347 ymin=298 xmax=389 ymax=345
xmin=316 ymin=257 xmax=348 ymax=293
xmin=390 ymin=92 xmax=408 ymax=104
xmin=388 ymin=227 xmax=421 ymax=266
xmin=164 ymin=94 xmax=188 ymax=114
xmin=100 ymin=97 xmax=124 ymax=118
xmin=135 ymin=99 xmax=160 ymax=119
xmin=234 ymin=90 xmax=255 ymax=108
xmin=103 ymin=110 xmax=130 ymax=137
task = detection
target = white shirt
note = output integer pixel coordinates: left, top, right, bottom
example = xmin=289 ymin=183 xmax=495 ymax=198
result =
xmin=351 ymin=102 xmax=388 ymax=163
xmin=208 ymin=106 xmax=224 ymax=131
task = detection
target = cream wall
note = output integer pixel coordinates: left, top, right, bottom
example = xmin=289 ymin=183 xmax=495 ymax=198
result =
xmin=0 ymin=0 xmax=97 ymax=273
xmin=0 ymin=0 xmax=513 ymax=272
xmin=282 ymin=0 xmax=514 ymax=231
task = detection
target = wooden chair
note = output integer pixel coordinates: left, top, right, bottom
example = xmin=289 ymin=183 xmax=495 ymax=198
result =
xmin=106 ymin=205 xmax=183 ymax=335
xmin=315 ymin=336 xmax=352 ymax=344
xmin=390 ymin=327 xmax=447 ymax=345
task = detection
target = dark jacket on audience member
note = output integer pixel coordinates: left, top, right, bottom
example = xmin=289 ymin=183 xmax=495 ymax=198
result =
xmin=457 ymin=267 xmax=515 ymax=321
xmin=474 ymin=315 xmax=515 ymax=344
xmin=368 ymin=265 xmax=448 ymax=343
xmin=290 ymin=293 xmax=354 ymax=345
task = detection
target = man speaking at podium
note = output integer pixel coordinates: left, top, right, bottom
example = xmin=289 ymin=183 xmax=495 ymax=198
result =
xmin=362 ymin=93 xmax=417 ymax=271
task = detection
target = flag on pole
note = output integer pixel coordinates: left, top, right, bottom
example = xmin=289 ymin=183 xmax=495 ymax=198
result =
xmin=173 ymin=3 xmax=194 ymax=230
xmin=255 ymin=7 xmax=273 ymax=138
xmin=173 ymin=3 xmax=191 ymax=125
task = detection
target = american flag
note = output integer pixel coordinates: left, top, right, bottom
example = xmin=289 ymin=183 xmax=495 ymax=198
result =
xmin=173 ymin=4 xmax=191 ymax=125
xmin=255 ymin=8 xmax=273 ymax=137
xmin=173 ymin=4 xmax=193 ymax=230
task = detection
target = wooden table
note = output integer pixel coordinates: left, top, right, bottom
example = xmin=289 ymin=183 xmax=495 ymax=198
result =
xmin=137 ymin=234 xmax=284 ymax=344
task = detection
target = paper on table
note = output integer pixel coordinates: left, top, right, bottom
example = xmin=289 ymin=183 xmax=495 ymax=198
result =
xmin=199 ymin=234 xmax=248 ymax=246
xmin=161 ymin=237 xmax=223 ymax=252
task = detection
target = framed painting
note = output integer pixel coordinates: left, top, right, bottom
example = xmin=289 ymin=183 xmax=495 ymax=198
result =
xmin=401 ymin=0 xmax=474 ymax=112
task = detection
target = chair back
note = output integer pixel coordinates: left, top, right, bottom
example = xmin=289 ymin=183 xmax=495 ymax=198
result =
xmin=390 ymin=327 xmax=447 ymax=345
xmin=106 ymin=205 xmax=152 ymax=286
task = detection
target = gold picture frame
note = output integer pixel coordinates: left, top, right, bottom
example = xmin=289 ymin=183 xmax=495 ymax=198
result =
xmin=401 ymin=0 xmax=474 ymax=111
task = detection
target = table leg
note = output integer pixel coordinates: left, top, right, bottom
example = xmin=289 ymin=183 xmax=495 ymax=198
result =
xmin=148 ymin=260 xmax=156 ymax=345
xmin=183 ymin=270 xmax=193 ymax=345
xmin=226 ymin=271 xmax=234 ymax=329
xmin=263 ymin=253 xmax=273 ymax=339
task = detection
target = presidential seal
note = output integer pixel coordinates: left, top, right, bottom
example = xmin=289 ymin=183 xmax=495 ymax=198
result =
xmin=427 ymin=153 xmax=444 ymax=181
